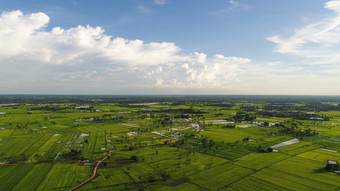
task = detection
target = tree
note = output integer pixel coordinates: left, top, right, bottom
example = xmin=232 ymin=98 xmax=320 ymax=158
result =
xmin=21 ymin=153 xmax=27 ymax=161
xmin=131 ymin=155 xmax=139 ymax=162
xmin=63 ymin=149 xmax=82 ymax=160
xmin=34 ymin=154 xmax=40 ymax=159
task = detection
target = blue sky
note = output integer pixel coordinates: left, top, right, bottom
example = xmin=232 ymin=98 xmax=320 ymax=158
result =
xmin=0 ymin=0 xmax=339 ymax=95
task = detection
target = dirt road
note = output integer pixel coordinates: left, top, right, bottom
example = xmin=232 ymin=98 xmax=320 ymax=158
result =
xmin=69 ymin=150 xmax=115 ymax=191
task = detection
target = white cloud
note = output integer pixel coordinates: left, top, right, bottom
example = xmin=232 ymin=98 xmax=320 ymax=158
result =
xmin=229 ymin=0 xmax=239 ymax=8
xmin=153 ymin=0 xmax=167 ymax=5
xmin=0 ymin=10 xmax=49 ymax=57
xmin=0 ymin=10 xmax=184 ymax=66
xmin=103 ymin=38 xmax=185 ymax=66
xmin=267 ymin=0 xmax=340 ymax=61
xmin=140 ymin=53 xmax=250 ymax=88
xmin=0 ymin=10 xmax=250 ymax=93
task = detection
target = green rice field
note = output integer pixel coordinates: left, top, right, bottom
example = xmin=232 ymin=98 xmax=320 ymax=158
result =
xmin=1 ymin=95 xmax=340 ymax=190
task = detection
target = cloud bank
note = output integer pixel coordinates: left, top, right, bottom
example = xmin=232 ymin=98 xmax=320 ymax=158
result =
xmin=0 ymin=10 xmax=250 ymax=93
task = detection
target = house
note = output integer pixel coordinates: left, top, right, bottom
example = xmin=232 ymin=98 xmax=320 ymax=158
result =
xmin=325 ymin=160 xmax=339 ymax=172
xmin=75 ymin=105 xmax=92 ymax=109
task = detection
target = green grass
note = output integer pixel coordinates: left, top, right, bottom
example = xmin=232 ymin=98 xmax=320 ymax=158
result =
xmin=0 ymin=135 xmax=40 ymax=159
xmin=252 ymin=167 xmax=338 ymax=190
xmin=297 ymin=149 xmax=340 ymax=162
xmin=2 ymin=100 xmax=340 ymax=190
xmin=28 ymin=133 xmax=61 ymax=161
xmin=278 ymin=141 xmax=320 ymax=155
xmin=40 ymin=134 xmax=70 ymax=160
xmin=269 ymin=157 xmax=340 ymax=188
xmin=234 ymin=152 xmax=291 ymax=170
xmin=82 ymin=131 xmax=97 ymax=160
xmin=188 ymin=163 xmax=254 ymax=190
xmin=36 ymin=163 xmax=91 ymax=191
xmin=81 ymin=168 xmax=135 ymax=190
xmin=0 ymin=165 xmax=34 ymax=190
xmin=155 ymin=182 xmax=202 ymax=191
xmin=12 ymin=163 xmax=53 ymax=191
xmin=124 ymin=163 xmax=162 ymax=182
xmin=23 ymin=134 xmax=52 ymax=162
xmin=0 ymin=129 xmax=14 ymax=137
xmin=228 ymin=176 xmax=287 ymax=191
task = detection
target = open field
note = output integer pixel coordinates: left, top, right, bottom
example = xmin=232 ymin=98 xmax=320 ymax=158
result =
xmin=1 ymin=95 xmax=340 ymax=190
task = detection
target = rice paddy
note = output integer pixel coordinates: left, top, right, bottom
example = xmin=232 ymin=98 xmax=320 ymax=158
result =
xmin=1 ymin=95 xmax=340 ymax=190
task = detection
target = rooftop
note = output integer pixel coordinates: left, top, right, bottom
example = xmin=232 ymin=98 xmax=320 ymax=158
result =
xmin=327 ymin=160 xmax=338 ymax=165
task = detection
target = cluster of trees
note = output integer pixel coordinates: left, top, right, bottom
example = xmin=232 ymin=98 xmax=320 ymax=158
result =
xmin=130 ymin=155 xmax=139 ymax=162
xmin=157 ymin=117 xmax=173 ymax=126
xmin=62 ymin=149 xmax=83 ymax=160
xmin=200 ymin=138 xmax=215 ymax=149
xmin=16 ymin=123 xmax=28 ymax=129
xmin=305 ymin=103 xmax=340 ymax=111
xmin=263 ymin=104 xmax=309 ymax=111
xmin=233 ymin=111 xmax=256 ymax=122
xmin=222 ymin=125 xmax=235 ymax=128
xmin=30 ymin=106 xmax=71 ymax=111
xmin=138 ymin=171 xmax=170 ymax=183
xmin=79 ymin=115 xmax=127 ymax=123
xmin=161 ymin=108 xmax=206 ymax=114
xmin=242 ymin=137 xmax=251 ymax=142
xmin=174 ymin=114 xmax=190 ymax=119
xmin=206 ymin=103 xmax=234 ymax=108
xmin=279 ymin=123 xmax=319 ymax=137
xmin=239 ymin=106 xmax=258 ymax=112
xmin=258 ymin=111 xmax=331 ymax=121
xmin=7 ymin=154 xmax=28 ymax=164
xmin=258 ymin=146 xmax=273 ymax=153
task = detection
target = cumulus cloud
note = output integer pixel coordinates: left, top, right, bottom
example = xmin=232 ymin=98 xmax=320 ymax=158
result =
xmin=0 ymin=10 xmax=49 ymax=57
xmin=267 ymin=0 xmax=340 ymax=61
xmin=0 ymin=10 xmax=184 ymax=66
xmin=138 ymin=53 xmax=250 ymax=88
xmin=0 ymin=10 xmax=250 ymax=93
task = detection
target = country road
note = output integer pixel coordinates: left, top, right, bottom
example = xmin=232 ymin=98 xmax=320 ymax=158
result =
xmin=69 ymin=150 xmax=115 ymax=191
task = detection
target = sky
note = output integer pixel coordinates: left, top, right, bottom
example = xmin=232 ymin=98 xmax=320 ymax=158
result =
xmin=0 ymin=0 xmax=340 ymax=95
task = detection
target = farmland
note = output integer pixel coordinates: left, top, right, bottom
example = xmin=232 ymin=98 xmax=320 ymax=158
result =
xmin=1 ymin=95 xmax=340 ymax=190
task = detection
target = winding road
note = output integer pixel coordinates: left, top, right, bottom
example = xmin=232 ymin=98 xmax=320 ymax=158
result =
xmin=69 ymin=150 xmax=115 ymax=191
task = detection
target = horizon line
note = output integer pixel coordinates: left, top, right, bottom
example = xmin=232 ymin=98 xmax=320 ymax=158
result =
xmin=0 ymin=94 xmax=340 ymax=97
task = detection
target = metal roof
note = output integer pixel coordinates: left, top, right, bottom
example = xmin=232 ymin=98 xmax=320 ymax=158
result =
xmin=327 ymin=160 xmax=338 ymax=165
